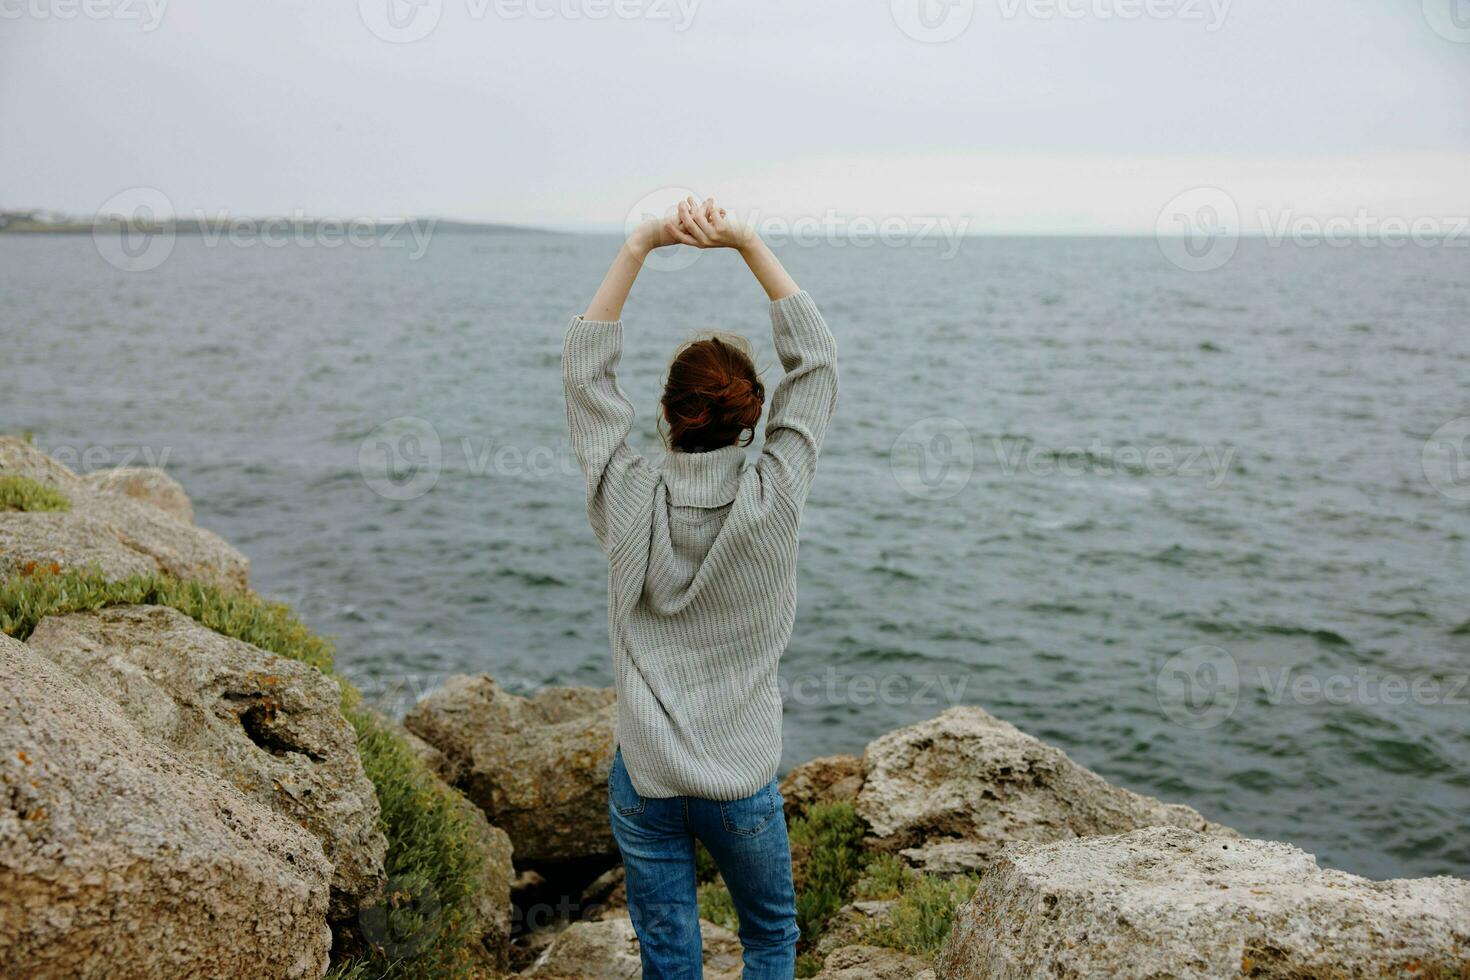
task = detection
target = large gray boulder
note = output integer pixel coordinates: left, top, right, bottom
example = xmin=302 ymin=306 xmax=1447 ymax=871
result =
xmin=0 ymin=437 xmax=248 ymax=590
xmin=406 ymin=674 xmax=618 ymax=863
xmin=937 ymin=827 xmax=1470 ymax=979
xmin=0 ymin=633 xmax=333 ymax=979
xmin=526 ymin=913 xmax=742 ymax=979
xmin=26 ymin=605 xmax=386 ymax=918
xmin=82 ymin=465 xmax=195 ymax=523
xmin=856 ymin=706 xmax=1230 ymax=873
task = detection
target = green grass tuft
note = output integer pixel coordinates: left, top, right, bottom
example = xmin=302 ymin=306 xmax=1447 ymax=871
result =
xmin=784 ymin=804 xmax=980 ymax=970
xmin=696 ymin=879 xmax=740 ymax=933
xmin=342 ymin=706 xmax=488 ymax=979
xmin=0 ymin=569 xmax=332 ymax=671
xmin=788 ymin=801 xmax=868 ymax=953
xmin=853 ymin=852 xmax=912 ymax=901
xmin=0 ymin=475 xmax=71 ymax=513
xmin=0 ymin=567 xmax=488 ymax=979
xmin=694 ymin=838 xmax=720 ymax=883
xmin=861 ymin=869 xmax=980 ymax=960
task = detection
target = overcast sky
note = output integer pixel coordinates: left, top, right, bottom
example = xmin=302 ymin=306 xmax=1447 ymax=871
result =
xmin=1 ymin=0 xmax=1467 ymax=233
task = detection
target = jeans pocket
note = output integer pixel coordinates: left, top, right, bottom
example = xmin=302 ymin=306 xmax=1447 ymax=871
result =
xmin=719 ymin=780 xmax=777 ymax=837
xmin=608 ymin=751 xmax=646 ymax=817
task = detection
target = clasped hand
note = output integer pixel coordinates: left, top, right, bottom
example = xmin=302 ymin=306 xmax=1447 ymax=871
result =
xmin=633 ymin=197 xmax=752 ymax=252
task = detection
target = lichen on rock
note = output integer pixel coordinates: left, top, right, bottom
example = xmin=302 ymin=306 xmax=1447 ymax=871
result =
xmin=855 ymin=705 xmax=1232 ymax=873
xmin=0 ymin=632 xmax=333 ymax=979
xmin=25 ymin=604 xmax=387 ymax=919
xmin=937 ymin=826 xmax=1470 ymax=979
xmin=0 ymin=437 xmax=248 ymax=590
xmin=406 ymin=673 xmax=618 ymax=864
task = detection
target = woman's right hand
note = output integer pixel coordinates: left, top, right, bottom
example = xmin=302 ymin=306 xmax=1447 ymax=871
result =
xmin=674 ymin=197 xmax=753 ymax=250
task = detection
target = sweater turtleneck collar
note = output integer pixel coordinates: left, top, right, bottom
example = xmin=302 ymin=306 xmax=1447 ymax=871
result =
xmin=660 ymin=444 xmax=746 ymax=508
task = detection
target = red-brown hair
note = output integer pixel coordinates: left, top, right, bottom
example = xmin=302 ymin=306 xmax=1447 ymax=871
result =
xmin=660 ymin=334 xmax=764 ymax=453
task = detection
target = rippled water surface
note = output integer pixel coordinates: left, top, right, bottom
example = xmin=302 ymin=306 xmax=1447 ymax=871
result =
xmin=5 ymin=232 xmax=1467 ymax=880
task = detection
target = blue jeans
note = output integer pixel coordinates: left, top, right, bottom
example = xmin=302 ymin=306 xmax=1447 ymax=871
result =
xmin=607 ymin=749 xmax=799 ymax=979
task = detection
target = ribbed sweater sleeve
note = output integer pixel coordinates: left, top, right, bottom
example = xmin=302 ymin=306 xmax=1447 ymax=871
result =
xmin=562 ymin=316 xmax=651 ymax=551
xmin=757 ymin=291 xmax=839 ymax=505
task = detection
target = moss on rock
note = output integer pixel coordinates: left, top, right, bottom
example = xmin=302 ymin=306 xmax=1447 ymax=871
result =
xmin=0 ymin=475 xmax=71 ymax=513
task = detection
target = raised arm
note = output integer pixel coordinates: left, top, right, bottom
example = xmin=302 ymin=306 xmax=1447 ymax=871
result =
xmin=754 ymin=288 xmax=837 ymax=504
xmin=564 ymin=218 xmax=687 ymax=550
xmin=673 ymin=197 xmax=838 ymax=503
xmin=583 ymin=217 xmax=689 ymax=320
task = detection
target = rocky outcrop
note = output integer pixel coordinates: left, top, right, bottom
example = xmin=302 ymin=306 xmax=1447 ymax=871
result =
xmin=82 ymin=466 xmax=195 ymax=523
xmin=814 ymin=944 xmax=936 ymax=979
xmin=779 ymin=753 xmax=864 ymax=821
xmin=579 ymin=866 xmax=628 ymax=919
xmin=0 ymin=633 xmax=333 ymax=979
xmin=0 ymin=512 xmax=159 ymax=580
xmin=453 ymin=791 xmax=517 ymax=971
xmin=25 ymin=605 xmax=386 ymax=918
xmin=809 ymin=900 xmax=896 ymax=961
xmin=0 ymin=438 xmax=248 ymax=589
xmin=401 ymin=726 xmax=452 ymax=782
xmin=406 ymin=674 xmax=618 ymax=863
xmin=856 ymin=706 xmax=1231 ymax=873
xmin=526 ymin=913 xmax=742 ymax=979
xmin=937 ymin=827 xmax=1470 ymax=979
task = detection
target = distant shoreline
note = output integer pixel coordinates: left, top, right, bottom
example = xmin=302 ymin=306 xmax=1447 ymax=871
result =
xmin=0 ymin=216 xmax=554 ymax=235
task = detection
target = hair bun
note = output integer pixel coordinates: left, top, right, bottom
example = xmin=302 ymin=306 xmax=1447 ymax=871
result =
xmin=713 ymin=375 xmax=762 ymax=429
xmin=661 ymin=335 xmax=765 ymax=453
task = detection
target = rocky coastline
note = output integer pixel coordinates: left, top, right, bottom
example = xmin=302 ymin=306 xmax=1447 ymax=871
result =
xmin=2 ymin=435 xmax=1467 ymax=979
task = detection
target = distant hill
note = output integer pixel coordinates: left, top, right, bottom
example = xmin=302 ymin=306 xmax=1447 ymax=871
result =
xmin=0 ymin=209 xmax=553 ymax=235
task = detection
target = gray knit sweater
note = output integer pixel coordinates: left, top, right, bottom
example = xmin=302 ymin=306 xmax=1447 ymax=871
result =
xmin=563 ymin=291 xmax=838 ymax=800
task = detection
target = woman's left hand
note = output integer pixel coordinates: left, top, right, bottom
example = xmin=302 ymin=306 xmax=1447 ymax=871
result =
xmin=675 ymin=197 xmax=751 ymax=250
